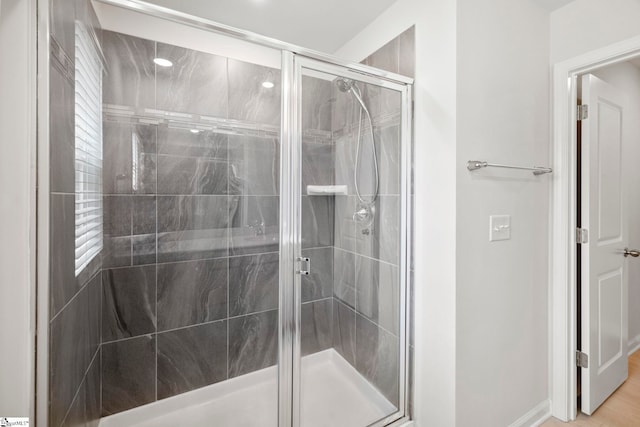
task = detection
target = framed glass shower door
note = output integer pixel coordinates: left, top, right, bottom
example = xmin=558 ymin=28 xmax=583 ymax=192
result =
xmin=279 ymin=54 xmax=412 ymax=427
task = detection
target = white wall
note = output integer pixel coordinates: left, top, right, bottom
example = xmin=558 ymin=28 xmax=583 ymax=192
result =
xmin=591 ymin=62 xmax=640 ymax=354
xmin=336 ymin=0 xmax=458 ymax=425
xmin=0 ymin=0 xmax=36 ymax=417
xmin=551 ymin=0 xmax=640 ymax=64
xmin=456 ymin=0 xmax=550 ymax=426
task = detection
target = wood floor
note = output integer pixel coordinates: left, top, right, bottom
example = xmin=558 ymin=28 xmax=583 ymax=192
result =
xmin=542 ymin=350 xmax=640 ymax=427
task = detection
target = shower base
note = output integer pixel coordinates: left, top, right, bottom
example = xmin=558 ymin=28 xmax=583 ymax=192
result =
xmin=99 ymin=348 xmax=396 ymax=427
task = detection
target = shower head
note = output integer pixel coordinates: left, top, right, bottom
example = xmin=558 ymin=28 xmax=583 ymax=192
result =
xmin=335 ymin=77 xmax=355 ymax=93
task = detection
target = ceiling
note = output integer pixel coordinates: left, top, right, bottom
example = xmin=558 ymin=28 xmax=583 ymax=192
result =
xmin=143 ymin=0 xmax=399 ymax=53
xmin=532 ymin=0 xmax=575 ymax=11
xmin=141 ymin=0 xmax=577 ymax=53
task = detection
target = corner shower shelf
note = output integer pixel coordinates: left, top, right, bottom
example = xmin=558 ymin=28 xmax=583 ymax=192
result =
xmin=306 ymin=185 xmax=348 ymax=195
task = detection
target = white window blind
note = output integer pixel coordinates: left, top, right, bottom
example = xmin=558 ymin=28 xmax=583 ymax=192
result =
xmin=74 ymin=22 xmax=103 ymax=276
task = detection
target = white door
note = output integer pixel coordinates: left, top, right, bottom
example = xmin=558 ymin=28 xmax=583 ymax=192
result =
xmin=581 ymin=73 xmax=629 ymax=415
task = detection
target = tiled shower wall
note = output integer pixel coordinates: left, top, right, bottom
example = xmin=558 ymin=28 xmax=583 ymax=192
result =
xmin=331 ymin=26 xmax=416 ymax=409
xmin=49 ymin=0 xmax=102 ymax=426
xmin=99 ymin=31 xmax=336 ymax=416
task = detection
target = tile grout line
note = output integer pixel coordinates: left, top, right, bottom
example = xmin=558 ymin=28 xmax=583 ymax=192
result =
xmin=154 ymin=42 xmax=159 ymax=404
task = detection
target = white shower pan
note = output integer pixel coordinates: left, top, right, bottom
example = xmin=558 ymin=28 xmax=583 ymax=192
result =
xmin=99 ymin=349 xmax=396 ymax=427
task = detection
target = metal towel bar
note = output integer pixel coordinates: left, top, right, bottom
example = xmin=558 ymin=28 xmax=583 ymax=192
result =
xmin=467 ymin=160 xmax=552 ymax=176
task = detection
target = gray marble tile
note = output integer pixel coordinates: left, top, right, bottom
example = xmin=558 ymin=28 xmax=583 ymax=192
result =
xmin=379 ymin=86 xmax=402 ymax=124
xmin=228 ymin=59 xmax=281 ymax=126
xmin=155 ymin=43 xmax=228 ymax=117
xmin=302 ymin=76 xmax=332 ymax=131
xmin=157 ymin=154 xmax=228 ymax=195
xmin=157 ymin=229 xmax=228 ymax=263
xmin=50 ymin=283 xmax=94 ymax=427
xmin=301 ymin=299 xmax=332 ymax=356
xmin=102 ymin=31 xmax=155 ymax=109
xmin=50 ymin=194 xmax=77 ymax=317
xmin=103 ymin=122 xmax=157 ymax=194
xmin=301 ymin=195 xmax=334 ymax=249
xmin=365 ymin=37 xmax=399 ymax=75
xmin=398 ymin=26 xmax=416 ymax=78
xmin=101 ymin=335 xmax=157 ymax=416
xmin=104 ymin=196 xmax=132 ymax=237
xmin=158 ymin=195 xmax=229 ymax=232
xmin=51 ymin=0 xmax=75 ymax=60
xmin=355 ymin=196 xmax=399 ymax=265
xmin=359 ymin=82 xmax=383 ymax=125
xmin=157 ymin=258 xmax=227 ymax=331
xmin=156 ymin=196 xmax=229 ymax=262
xmin=229 ymin=196 xmax=279 ymax=255
xmin=302 ymin=139 xmax=334 ymax=191
xmin=157 ymin=126 xmax=228 ymax=159
xmin=87 ymin=273 xmax=102 ymax=356
xmin=102 ymin=266 xmax=157 ymax=341
xmin=50 ymin=66 xmax=75 ymax=193
xmin=132 ymin=196 xmax=156 ymax=234
xmin=62 ymin=379 xmax=85 ymax=427
xmin=85 ymin=354 xmax=101 ymax=427
xmin=63 ymin=348 xmax=101 ymax=427
xmin=333 ymin=196 xmax=357 ymax=253
xmin=355 ymin=255 xmax=399 ymax=335
xmin=332 ymin=298 xmax=356 ymax=366
xmin=331 ymin=83 xmax=357 ymax=133
xmin=333 ymin=133 xmax=355 ymax=194
xmin=132 ymin=234 xmax=157 ymax=266
xmin=377 ymin=125 xmax=401 ymax=196
xmin=103 ymin=235 xmax=132 ymax=269
xmin=352 ymin=127 xmax=378 ymax=198
xmin=229 ymin=253 xmax=279 ymax=317
xmin=228 ymin=135 xmax=279 ymax=196
xmin=355 ymin=314 xmax=399 ymax=408
xmin=228 ymin=310 xmax=278 ymax=378
xmin=157 ymin=321 xmax=227 ymax=400
xmin=333 ymin=248 xmax=355 ymax=309
xmin=301 ymin=247 xmax=333 ymax=303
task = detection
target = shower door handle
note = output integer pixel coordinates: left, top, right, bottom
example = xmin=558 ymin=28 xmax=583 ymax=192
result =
xmin=296 ymin=257 xmax=310 ymax=275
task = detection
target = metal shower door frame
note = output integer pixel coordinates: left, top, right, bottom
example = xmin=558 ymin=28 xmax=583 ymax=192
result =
xmin=279 ymin=53 xmax=413 ymax=427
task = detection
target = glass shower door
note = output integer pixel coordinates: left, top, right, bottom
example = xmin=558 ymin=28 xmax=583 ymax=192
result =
xmin=291 ymin=57 xmax=411 ymax=427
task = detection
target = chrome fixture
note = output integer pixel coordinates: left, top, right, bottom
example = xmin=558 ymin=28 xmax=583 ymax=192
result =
xmin=336 ymin=78 xmax=380 ymax=220
xmin=467 ymin=160 xmax=553 ymax=175
xmin=296 ymin=257 xmax=310 ymax=275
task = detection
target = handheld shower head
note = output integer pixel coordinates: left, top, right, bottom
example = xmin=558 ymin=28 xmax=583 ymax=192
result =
xmin=335 ymin=77 xmax=355 ymax=93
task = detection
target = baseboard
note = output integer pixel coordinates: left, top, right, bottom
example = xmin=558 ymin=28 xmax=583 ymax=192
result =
xmin=628 ymin=334 xmax=640 ymax=355
xmin=508 ymin=400 xmax=551 ymax=427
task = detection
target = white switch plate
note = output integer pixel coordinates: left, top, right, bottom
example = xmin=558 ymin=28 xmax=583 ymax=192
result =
xmin=490 ymin=215 xmax=511 ymax=241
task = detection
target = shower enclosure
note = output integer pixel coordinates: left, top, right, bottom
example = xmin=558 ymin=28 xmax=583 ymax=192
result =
xmin=41 ymin=0 xmax=413 ymax=426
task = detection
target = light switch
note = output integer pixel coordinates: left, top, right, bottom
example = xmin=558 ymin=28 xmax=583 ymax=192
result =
xmin=490 ymin=215 xmax=511 ymax=242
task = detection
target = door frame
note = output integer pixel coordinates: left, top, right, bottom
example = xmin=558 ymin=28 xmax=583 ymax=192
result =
xmin=550 ymin=35 xmax=640 ymax=421
xmin=279 ymin=53 xmax=414 ymax=427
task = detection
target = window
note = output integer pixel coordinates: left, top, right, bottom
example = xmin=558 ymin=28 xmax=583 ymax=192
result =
xmin=74 ymin=22 xmax=103 ymax=276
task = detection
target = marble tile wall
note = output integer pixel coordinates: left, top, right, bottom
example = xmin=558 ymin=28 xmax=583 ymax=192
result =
xmin=331 ymin=26 xmax=415 ymax=410
xmin=49 ymin=1 xmax=103 ymax=426
xmin=99 ymin=31 xmax=335 ymax=416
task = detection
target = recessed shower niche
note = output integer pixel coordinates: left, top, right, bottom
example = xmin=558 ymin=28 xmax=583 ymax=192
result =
xmin=44 ymin=1 xmax=414 ymax=426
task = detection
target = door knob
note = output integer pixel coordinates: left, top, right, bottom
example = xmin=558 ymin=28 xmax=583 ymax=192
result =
xmin=624 ymin=248 xmax=640 ymax=258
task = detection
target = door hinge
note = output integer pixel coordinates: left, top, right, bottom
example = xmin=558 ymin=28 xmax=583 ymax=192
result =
xmin=577 ymin=104 xmax=589 ymax=120
xmin=576 ymin=350 xmax=589 ymax=368
xmin=576 ymin=228 xmax=589 ymax=244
